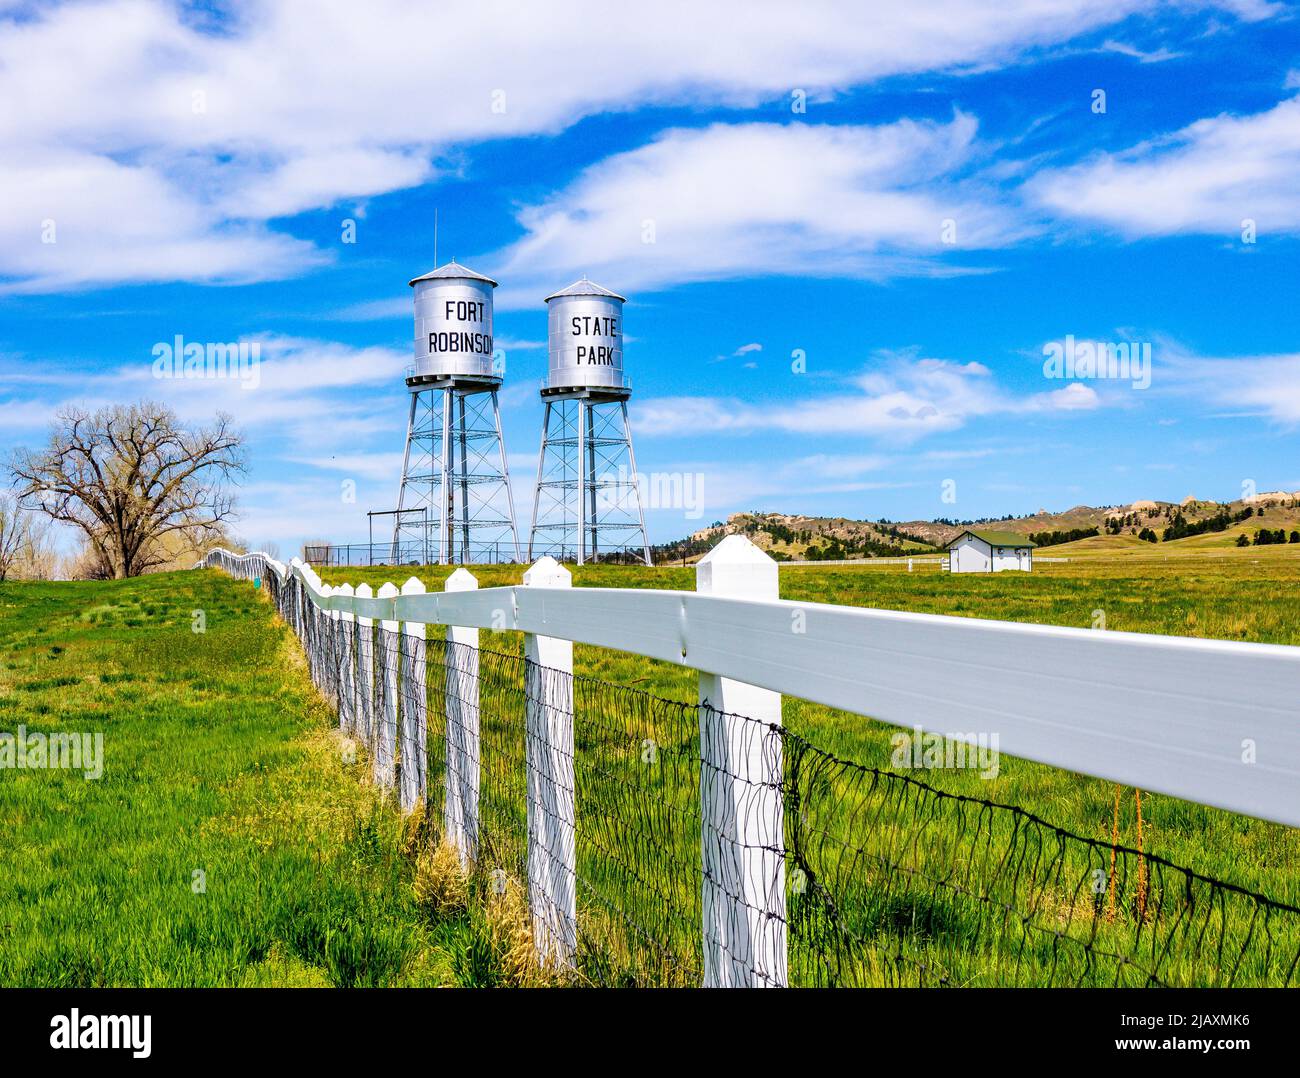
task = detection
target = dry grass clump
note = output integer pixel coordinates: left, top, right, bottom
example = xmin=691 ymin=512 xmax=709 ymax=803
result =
xmin=400 ymin=798 xmax=430 ymax=860
xmin=442 ymin=870 xmax=573 ymax=987
xmin=414 ymin=839 xmax=470 ymax=918
xmin=482 ymin=876 xmax=547 ymax=986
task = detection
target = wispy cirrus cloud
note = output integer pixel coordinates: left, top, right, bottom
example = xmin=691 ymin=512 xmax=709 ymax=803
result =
xmin=635 ymin=354 xmax=1100 ymax=440
xmin=1 ymin=335 xmax=408 ymax=434
xmin=1156 ymin=342 xmax=1300 ymax=424
xmin=1028 ymin=95 xmax=1300 ymax=237
xmin=1097 ymin=38 xmax=1183 ymax=62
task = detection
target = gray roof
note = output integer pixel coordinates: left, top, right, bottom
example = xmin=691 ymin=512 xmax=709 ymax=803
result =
xmin=408 ymin=260 xmax=498 ymax=288
xmin=544 ymin=276 xmax=626 ymax=303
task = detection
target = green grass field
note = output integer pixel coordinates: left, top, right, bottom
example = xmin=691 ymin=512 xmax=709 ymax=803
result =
xmin=0 ymin=573 xmax=467 ymax=986
xmin=2 ymin=545 xmax=1297 ymax=985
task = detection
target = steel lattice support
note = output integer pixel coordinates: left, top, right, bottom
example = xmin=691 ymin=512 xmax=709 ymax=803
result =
xmin=394 ymin=381 xmax=520 ymax=565
xmin=528 ymin=394 xmax=651 ymax=565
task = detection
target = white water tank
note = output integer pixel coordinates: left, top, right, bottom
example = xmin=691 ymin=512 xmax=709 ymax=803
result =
xmin=408 ymin=260 xmax=497 ymax=382
xmin=544 ymin=277 xmax=627 ymax=394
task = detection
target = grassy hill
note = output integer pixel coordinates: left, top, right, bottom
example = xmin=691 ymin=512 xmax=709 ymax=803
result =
xmin=658 ymin=492 xmax=1300 ymax=563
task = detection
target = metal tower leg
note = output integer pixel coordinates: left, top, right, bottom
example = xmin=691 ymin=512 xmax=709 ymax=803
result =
xmin=440 ymin=386 xmax=452 ymax=565
xmin=622 ymin=400 xmax=652 ymax=566
xmin=458 ymin=393 xmax=470 ymax=563
xmin=492 ymin=391 xmax=522 ymax=562
xmin=576 ymin=399 xmax=587 ymax=566
xmin=393 ymin=391 xmax=418 ymax=557
xmin=528 ymin=401 xmax=551 ymax=562
xmin=586 ymin=402 xmax=598 ymax=562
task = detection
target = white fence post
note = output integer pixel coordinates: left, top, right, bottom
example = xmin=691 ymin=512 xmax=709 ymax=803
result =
xmin=326 ymin=585 xmax=343 ymax=707
xmin=315 ymin=583 xmax=332 ymax=696
xmin=375 ymin=581 xmax=400 ymax=790
xmin=444 ymin=568 xmax=481 ymax=867
xmin=301 ymin=568 xmax=321 ymax=687
xmin=354 ymin=583 xmax=375 ymax=754
xmin=336 ymin=583 xmax=356 ymax=736
xmin=696 ymin=535 xmax=787 ymax=988
xmin=399 ymin=577 xmax=428 ymax=813
xmin=310 ymin=574 xmax=328 ymax=693
xmin=289 ymin=561 xmax=304 ymax=640
xmin=523 ymin=556 xmax=577 ymax=968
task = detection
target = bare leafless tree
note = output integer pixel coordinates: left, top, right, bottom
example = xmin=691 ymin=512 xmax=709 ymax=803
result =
xmin=0 ymin=494 xmax=38 ymax=582
xmin=10 ymin=402 xmax=244 ymax=579
xmin=14 ymin=511 xmax=55 ymax=580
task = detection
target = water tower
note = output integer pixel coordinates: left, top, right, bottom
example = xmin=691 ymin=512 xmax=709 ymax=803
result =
xmin=527 ymin=278 xmax=651 ymax=565
xmin=392 ymin=260 xmax=520 ymax=564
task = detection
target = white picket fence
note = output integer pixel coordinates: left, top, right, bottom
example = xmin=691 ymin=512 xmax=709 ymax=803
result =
xmin=201 ymin=535 xmax=1300 ymax=986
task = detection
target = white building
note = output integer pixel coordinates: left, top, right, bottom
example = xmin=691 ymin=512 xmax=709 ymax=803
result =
xmin=946 ymin=529 xmax=1035 ymax=573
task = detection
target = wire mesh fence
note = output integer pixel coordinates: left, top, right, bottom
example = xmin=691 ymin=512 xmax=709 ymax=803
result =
xmin=205 ymin=551 xmax=1300 ymax=988
xmin=781 ymin=731 xmax=1300 ymax=987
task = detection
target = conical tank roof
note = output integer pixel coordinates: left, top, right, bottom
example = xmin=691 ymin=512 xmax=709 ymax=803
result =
xmin=544 ymin=276 xmax=626 ymax=303
xmin=408 ymin=260 xmax=498 ymax=288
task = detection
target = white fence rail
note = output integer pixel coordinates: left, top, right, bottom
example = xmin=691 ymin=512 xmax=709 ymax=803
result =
xmin=199 ymin=536 xmax=1300 ymax=986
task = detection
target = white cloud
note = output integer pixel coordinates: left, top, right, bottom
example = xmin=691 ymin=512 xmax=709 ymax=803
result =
xmin=0 ymin=333 xmax=423 ymax=546
xmin=713 ymin=342 xmax=765 ymax=364
xmin=1160 ymin=345 xmax=1300 ymax=423
xmin=285 ymin=451 xmax=406 ymax=484
xmin=0 ymin=0 xmax=1264 ymax=292
xmin=1042 ymin=382 xmax=1101 ymax=410
xmin=222 ymin=148 xmax=435 ymax=221
xmin=1029 ymin=95 xmax=1300 ymax=236
xmin=1 ymin=335 xmax=409 ymax=438
xmin=231 ymin=478 xmax=381 ymax=550
xmin=923 ymin=446 xmax=1000 ymax=462
xmin=636 ymin=354 xmax=1100 ymax=440
xmin=641 ymin=451 xmax=903 ymax=517
xmin=0 ymin=148 xmax=324 ymax=293
xmin=1098 ymin=39 xmax=1182 ymax=62
xmin=490 ymin=117 xmax=1029 ymax=301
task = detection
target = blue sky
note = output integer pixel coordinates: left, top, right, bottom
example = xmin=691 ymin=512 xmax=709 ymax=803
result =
xmin=2 ymin=0 xmax=1299 ymax=552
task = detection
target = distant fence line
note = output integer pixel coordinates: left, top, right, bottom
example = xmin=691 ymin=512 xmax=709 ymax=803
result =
xmin=302 ymin=540 xmax=647 ymax=568
xmin=199 ymin=542 xmax=1300 ymax=986
xmin=299 ymin=542 xmax=1073 ymax=569
xmin=780 ymin=555 xmax=1071 ymax=566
